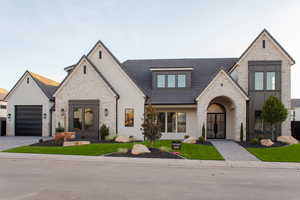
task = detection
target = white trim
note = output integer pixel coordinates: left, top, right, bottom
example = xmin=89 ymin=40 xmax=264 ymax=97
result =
xmin=150 ymin=68 xmax=193 ymax=71
xmin=195 ymin=69 xmax=249 ymax=101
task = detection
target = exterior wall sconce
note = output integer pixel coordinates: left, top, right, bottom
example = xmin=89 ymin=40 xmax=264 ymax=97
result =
xmin=104 ymin=108 xmax=109 ymax=117
xmin=7 ymin=113 xmax=11 ymax=119
xmin=43 ymin=113 xmax=47 ymax=119
xmin=61 ymin=108 xmax=65 ymax=117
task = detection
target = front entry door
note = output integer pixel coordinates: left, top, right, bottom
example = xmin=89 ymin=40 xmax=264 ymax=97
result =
xmin=207 ymin=113 xmax=225 ymax=139
xmin=69 ymin=100 xmax=99 ymax=140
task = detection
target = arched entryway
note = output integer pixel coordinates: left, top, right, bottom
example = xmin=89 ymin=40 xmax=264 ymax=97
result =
xmin=207 ymin=103 xmax=226 ymax=139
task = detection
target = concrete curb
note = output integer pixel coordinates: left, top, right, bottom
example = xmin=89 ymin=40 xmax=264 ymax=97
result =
xmin=1 ymin=152 xmax=300 ymax=169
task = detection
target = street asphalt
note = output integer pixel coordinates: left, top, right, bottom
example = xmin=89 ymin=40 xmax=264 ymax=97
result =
xmin=0 ymin=154 xmax=300 ymax=200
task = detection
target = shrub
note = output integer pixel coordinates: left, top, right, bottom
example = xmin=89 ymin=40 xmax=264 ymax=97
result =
xmin=202 ymin=124 xmax=206 ymax=139
xmin=257 ymin=134 xmax=266 ymax=141
xmin=129 ymin=135 xmax=135 ymax=141
xmin=250 ymin=138 xmax=260 ymax=145
xmin=198 ymin=136 xmax=205 ymax=144
xmin=240 ymin=123 xmax=244 ymax=142
xmin=184 ymin=135 xmax=190 ymax=139
xmin=55 ymin=122 xmax=65 ymax=133
xmin=100 ymin=124 xmax=109 ymax=140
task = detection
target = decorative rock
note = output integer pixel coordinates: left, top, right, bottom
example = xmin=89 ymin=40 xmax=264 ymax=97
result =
xmin=54 ymin=132 xmax=76 ymax=141
xmin=115 ymin=136 xmax=130 ymax=143
xmin=260 ymin=139 xmax=274 ymax=147
xmin=183 ymin=136 xmax=197 ymax=144
xmin=277 ymin=136 xmax=299 ymax=145
xmin=63 ymin=141 xmax=91 ymax=147
xmin=131 ymin=144 xmax=151 ymax=155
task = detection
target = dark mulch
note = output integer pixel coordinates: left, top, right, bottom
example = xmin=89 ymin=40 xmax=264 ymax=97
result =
xmin=196 ymin=141 xmax=212 ymax=146
xmin=238 ymin=141 xmax=288 ymax=148
xmin=30 ymin=139 xmax=143 ymax=147
xmin=105 ymin=148 xmax=184 ymax=159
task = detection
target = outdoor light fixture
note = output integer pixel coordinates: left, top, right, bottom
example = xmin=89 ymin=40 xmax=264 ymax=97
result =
xmin=43 ymin=113 xmax=47 ymax=119
xmin=7 ymin=113 xmax=11 ymax=119
xmin=104 ymin=108 xmax=109 ymax=117
xmin=61 ymin=108 xmax=65 ymax=117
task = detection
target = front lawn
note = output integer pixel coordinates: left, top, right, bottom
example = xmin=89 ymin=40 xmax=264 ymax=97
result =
xmin=3 ymin=140 xmax=224 ymax=160
xmin=247 ymin=144 xmax=300 ymax=162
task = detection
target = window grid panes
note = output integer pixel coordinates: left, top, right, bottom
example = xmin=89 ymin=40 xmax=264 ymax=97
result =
xmin=266 ymin=72 xmax=276 ymax=90
xmin=157 ymin=75 xmax=165 ymax=88
xmin=254 ymin=72 xmax=264 ymax=90
xmin=177 ymin=75 xmax=186 ymax=88
xmin=167 ymin=75 xmax=176 ymax=88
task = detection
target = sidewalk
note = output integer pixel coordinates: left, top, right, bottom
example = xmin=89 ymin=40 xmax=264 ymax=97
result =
xmin=1 ymin=152 xmax=300 ymax=169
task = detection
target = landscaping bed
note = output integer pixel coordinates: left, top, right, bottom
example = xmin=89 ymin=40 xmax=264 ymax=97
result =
xmin=105 ymin=148 xmax=183 ymax=159
xmin=238 ymin=141 xmax=287 ymax=148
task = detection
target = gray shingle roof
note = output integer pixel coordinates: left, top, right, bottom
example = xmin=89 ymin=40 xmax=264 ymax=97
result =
xmin=291 ymin=99 xmax=300 ymax=108
xmin=122 ymin=58 xmax=238 ymax=104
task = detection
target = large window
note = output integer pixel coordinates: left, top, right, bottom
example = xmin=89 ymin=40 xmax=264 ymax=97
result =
xmin=157 ymin=75 xmax=165 ymax=88
xmin=156 ymin=74 xmax=187 ymax=88
xmin=178 ymin=74 xmax=186 ymax=88
xmin=254 ymin=72 xmax=264 ymax=90
xmin=73 ymin=108 xmax=83 ymax=130
xmin=167 ymin=75 xmax=176 ymax=88
xmin=125 ymin=108 xmax=134 ymax=127
xmin=158 ymin=112 xmax=186 ymax=133
xmin=266 ymin=72 xmax=276 ymax=90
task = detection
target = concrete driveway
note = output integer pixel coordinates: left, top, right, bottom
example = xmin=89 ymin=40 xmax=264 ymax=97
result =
xmin=0 ymin=136 xmax=47 ymax=151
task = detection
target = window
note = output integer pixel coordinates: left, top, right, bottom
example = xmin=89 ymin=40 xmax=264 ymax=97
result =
xmin=0 ymin=105 xmax=6 ymax=109
xmin=177 ymin=112 xmax=186 ymax=132
xmin=158 ymin=112 xmax=187 ymax=133
xmin=262 ymin=40 xmax=266 ymax=48
xmin=99 ymin=51 xmax=102 ymax=59
xmin=158 ymin=112 xmax=166 ymax=132
xmin=83 ymin=66 xmax=87 ymax=74
xmin=27 ymin=77 xmax=29 ymax=84
xmin=84 ymin=108 xmax=94 ymax=130
xmin=73 ymin=108 xmax=83 ymax=130
xmin=125 ymin=108 xmax=134 ymax=127
xmin=177 ymin=74 xmax=186 ymax=88
xmin=167 ymin=75 xmax=176 ymax=88
xmin=254 ymin=72 xmax=264 ymax=90
xmin=157 ymin=75 xmax=165 ymax=88
xmin=266 ymin=72 xmax=276 ymax=90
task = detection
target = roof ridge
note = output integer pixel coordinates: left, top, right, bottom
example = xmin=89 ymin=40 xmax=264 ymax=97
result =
xmin=124 ymin=57 xmax=239 ymax=62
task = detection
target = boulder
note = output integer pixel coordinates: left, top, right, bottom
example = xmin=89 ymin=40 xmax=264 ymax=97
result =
xmin=54 ymin=132 xmax=76 ymax=141
xmin=260 ymin=139 xmax=274 ymax=147
xmin=183 ymin=136 xmax=197 ymax=144
xmin=277 ymin=136 xmax=299 ymax=145
xmin=131 ymin=144 xmax=151 ymax=155
xmin=115 ymin=136 xmax=130 ymax=143
xmin=63 ymin=141 xmax=91 ymax=147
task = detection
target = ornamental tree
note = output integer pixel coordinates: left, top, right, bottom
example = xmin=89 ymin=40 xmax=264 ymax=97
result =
xmin=261 ymin=96 xmax=288 ymax=141
xmin=141 ymin=104 xmax=161 ymax=145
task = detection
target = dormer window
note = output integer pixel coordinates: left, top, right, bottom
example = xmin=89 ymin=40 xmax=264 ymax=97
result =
xmin=157 ymin=75 xmax=165 ymax=88
xmin=178 ymin=74 xmax=186 ymax=88
xmin=156 ymin=74 xmax=187 ymax=88
xmin=167 ymin=75 xmax=176 ymax=88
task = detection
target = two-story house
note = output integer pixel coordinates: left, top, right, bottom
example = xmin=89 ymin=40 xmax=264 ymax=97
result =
xmin=5 ymin=29 xmax=295 ymax=141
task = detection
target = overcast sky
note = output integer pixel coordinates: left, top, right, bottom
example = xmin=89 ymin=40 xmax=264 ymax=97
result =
xmin=0 ymin=0 xmax=299 ymax=97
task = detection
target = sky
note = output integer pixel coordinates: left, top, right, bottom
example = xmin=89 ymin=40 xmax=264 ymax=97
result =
xmin=0 ymin=0 xmax=300 ymax=97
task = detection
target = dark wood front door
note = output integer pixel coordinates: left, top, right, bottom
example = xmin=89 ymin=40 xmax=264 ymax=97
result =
xmin=207 ymin=113 xmax=226 ymax=139
xmin=69 ymin=100 xmax=99 ymax=140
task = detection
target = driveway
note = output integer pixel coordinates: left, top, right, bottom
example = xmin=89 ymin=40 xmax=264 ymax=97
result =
xmin=0 ymin=155 xmax=299 ymax=200
xmin=0 ymin=136 xmax=48 ymax=151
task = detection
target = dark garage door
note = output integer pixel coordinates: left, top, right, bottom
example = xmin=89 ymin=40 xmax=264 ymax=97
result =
xmin=15 ymin=105 xmax=42 ymax=136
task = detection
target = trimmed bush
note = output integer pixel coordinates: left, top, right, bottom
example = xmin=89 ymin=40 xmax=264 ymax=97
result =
xmin=100 ymin=124 xmax=109 ymax=140
xmin=184 ymin=135 xmax=190 ymax=139
xmin=198 ymin=136 xmax=205 ymax=144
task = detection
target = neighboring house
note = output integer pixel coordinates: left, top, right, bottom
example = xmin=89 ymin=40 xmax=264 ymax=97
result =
xmin=4 ymin=71 xmax=59 ymax=137
xmin=291 ymin=99 xmax=300 ymax=121
xmin=53 ymin=29 xmax=295 ymax=141
xmin=0 ymin=88 xmax=8 ymax=136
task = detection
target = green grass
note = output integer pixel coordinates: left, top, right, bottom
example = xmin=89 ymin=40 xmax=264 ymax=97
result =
xmin=3 ymin=140 xmax=224 ymax=160
xmin=247 ymin=144 xmax=300 ymax=162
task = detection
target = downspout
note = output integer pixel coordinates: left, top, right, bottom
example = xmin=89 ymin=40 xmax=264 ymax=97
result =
xmin=49 ymin=108 xmax=52 ymax=137
xmin=116 ymin=96 xmax=119 ymax=135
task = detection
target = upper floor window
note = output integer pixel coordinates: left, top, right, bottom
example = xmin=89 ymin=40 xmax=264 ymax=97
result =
xmin=156 ymin=74 xmax=187 ymax=88
xmin=157 ymin=75 xmax=165 ymax=88
xmin=254 ymin=72 xmax=264 ymax=90
xmin=266 ymin=72 xmax=276 ymax=90
xmin=178 ymin=74 xmax=186 ymax=88
xmin=167 ymin=75 xmax=176 ymax=88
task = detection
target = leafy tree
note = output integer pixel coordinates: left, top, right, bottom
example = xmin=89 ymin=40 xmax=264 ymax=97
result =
xmin=240 ymin=122 xmax=244 ymax=142
xmin=261 ymin=96 xmax=288 ymax=141
xmin=141 ymin=104 xmax=161 ymax=145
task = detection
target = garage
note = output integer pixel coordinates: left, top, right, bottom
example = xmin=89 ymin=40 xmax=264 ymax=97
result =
xmin=15 ymin=105 xmax=42 ymax=136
